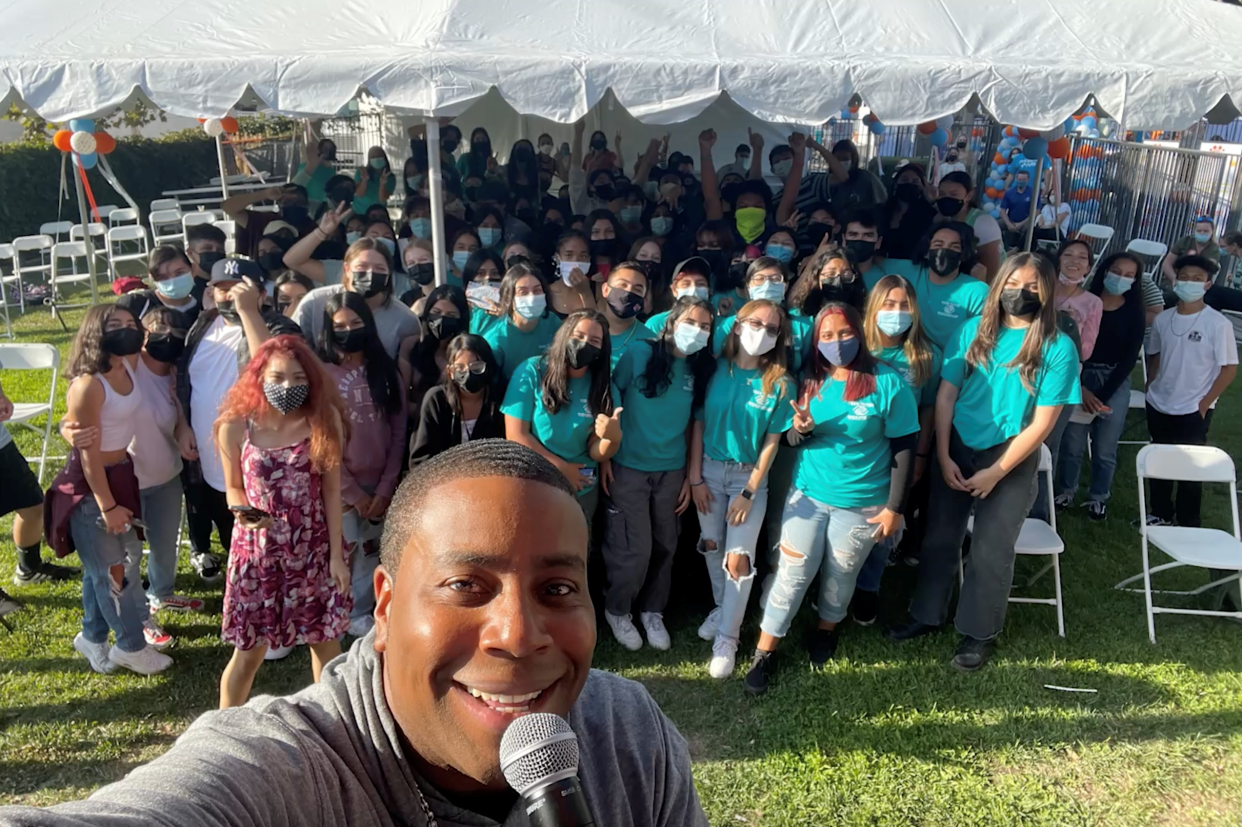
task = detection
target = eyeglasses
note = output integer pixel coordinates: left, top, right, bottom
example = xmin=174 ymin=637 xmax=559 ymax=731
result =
xmin=739 ymin=318 xmax=781 ymax=338
xmin=453 ymin=361 xmax=487 ymax=375
xmin=749 ymin=273 xmax=785 ymax=286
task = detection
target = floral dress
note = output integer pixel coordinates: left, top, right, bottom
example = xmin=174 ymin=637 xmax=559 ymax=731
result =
xmin=222 ymin=435 xmax=350 ymax=650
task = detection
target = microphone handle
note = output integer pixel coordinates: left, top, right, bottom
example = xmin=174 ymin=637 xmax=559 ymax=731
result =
xmin=524 ymin=775 xmax=596 ymax=827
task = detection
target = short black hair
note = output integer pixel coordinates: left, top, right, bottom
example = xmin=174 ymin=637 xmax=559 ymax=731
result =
xmin=379 ymin=439 xmax=577 ymax=575
xmin=186 ymin=223 xmax=226 ymax=247
xmin=1174 ymin=254 xmax=1220 ymax=279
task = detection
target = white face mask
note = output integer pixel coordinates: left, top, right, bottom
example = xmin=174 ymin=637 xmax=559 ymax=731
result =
xmin=539 ymin=143 xmax=553 ymax=155
xmin=837 ymin=159 xmax=853 ymax=173
xmin=673 ymin=322 xmax=710 ymax=356
xmin=558 ymin=260 xmax=588 ymax=286
xmin=739 ymin=325 xmax=777 ymax=357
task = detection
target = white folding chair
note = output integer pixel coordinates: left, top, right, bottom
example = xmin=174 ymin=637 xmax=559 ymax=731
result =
xmin=50 ymin=241 xmax=95 ymax=314
xmin=961 ymin=444 xmax=1066 ymax=636
xmin=1125 ymin=239 xmax=1168 ymax=280
xmin=216 ymin=219 xmax=238 ymax=254
xmin=107 ymin=225 xmax=151 ymax=280
xmin=0 ymin=343 xmax=61 ymax=483
xmin=149 ymin=209 xmax=184 ymax=246
xmin=38 ymin=221 xmax=74 ymax=242
xmin=181 ymin=211 xmax=218 ymax=246
xmin=1117 ymin=346 xmax=1151 ymax=448
xmin=108 ymin=207 xmax=140 ymax=227
xmin=1115 ymin=445 xmax=1242 ymax=643
xmin=12 ymin=235 xmax=54 ymax=302
xmin=0 ymin=244 xmax=15 ymax=337
xmin=149 ymin=198 xmax=181 ymax=213
xmin=69 ymin=223 xmax=107 ymax=242
xmin=1076 ymin=223 xmax=1116 ymax=258
xmin=94 ymin=205 xmax=119 ymax=221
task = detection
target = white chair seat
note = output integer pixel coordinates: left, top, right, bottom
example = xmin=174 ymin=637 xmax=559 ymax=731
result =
xmin=1015 ymin=519 xmax=1065 ymax=555
xmin=10 ymin=401 xmax=50 ymax=423
xmin=1146 ymin=526 xmax=1242 ymax=570
xmin=1130 ymin=389 xmax=1146 ymax=410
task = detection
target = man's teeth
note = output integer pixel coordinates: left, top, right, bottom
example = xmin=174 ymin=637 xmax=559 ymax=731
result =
xmin=466 ymin=687 xmax=543 ymax=704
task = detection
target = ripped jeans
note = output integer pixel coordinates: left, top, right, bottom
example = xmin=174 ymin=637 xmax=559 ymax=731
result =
xmin=70 ymin=496 xmax=148 ymax=653
xmin=696 ymin=458 xmax=768 ymax=642
xmin=760 ymin=488 xmax=880 ymax=638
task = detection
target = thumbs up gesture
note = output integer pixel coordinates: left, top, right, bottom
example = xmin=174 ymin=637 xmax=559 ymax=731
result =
xmin=595 ymin=406 xmax=624 ymax=442
xmin=791 ymin=397 xmax=815 ymax=434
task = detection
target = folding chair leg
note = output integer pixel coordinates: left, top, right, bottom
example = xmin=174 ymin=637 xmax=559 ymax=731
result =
xmin=37 ymin=410 xmax=53 ymax=485
xmin=1053 ymin=555 xmax=1065 ymax=637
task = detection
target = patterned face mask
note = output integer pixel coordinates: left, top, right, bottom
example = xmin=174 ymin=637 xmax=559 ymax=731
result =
xmin=263 ymin=382 xmax=309 ymax=414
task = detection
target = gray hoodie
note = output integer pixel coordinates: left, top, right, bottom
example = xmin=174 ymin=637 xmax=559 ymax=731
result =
xmin=0 ymin=635 xmax=708 ymax=827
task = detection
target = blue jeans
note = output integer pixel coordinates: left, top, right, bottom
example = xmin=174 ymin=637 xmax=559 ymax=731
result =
xmin=856 ymin=526 xmax=905 ymax=594
xmin=760 ymin=488 xmax=880 ymax=637
xmin=140 ymin=476 xmax=183 ymax=602
xmin=343 ymin=505 xmax=385 ymax=625
xmin=70 ymin=497 xmax=148 ymax=653
xmin=1031 ymin=404 xmax=1073 ymax=522
xmin=696 ymin=458 xmax=768 ymax=642
xmin=1056 ymin=374 xmax=1131 ymax=503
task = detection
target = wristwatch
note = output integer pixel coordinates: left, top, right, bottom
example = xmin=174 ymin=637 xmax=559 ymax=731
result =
xmin=740 ymin=488 xmax=754 ymax=500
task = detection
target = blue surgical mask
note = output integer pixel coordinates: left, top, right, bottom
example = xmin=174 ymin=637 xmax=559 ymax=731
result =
xmin=674 ymin=285 xmax=709 ymax=302
xmin=409 ymin=218 xmax=432 ymax=239
xmin=346 ymin=231 xmax=362 ymax=245
xmin=406 ymin=175 xmax=424 ymax=191
xmin=452 ymin=250 xmax=472 ymax=270
xmin=876 ymin=310 xmax=912 ymax=337
xmin=651 ymin=216 xmax=674 ymax=237
xmin=479 ymin=227 xmax=503 ymax=247
xmin=764 ymin=243 xmax=795 ymax=263
xmin=1174 ymin=279 xmax=1208 ymax=303
xmin=155 ymin=272 xmax=195 ymax=300
xmin=619 ymin=206 xmax=642 ymax=224
xmin=1194 ymin=232 xmax=1212 ymax=244
xmin=749 ymin=281 xmax=786 ymax=302
xmin=818 ymin=336 xmax=860 ymax=366
xmin=1015 ymin=180 xmax=1027 ymax=191
xmin=1103 ymin=273 xmax=1135 ymax=295
xmin=369 ymin=157 xmax=387 ymax=170
xmin=673 ymin=322 xmax=710 ymax=356
xmin=513 ymin=293 xmax=547 ymax=319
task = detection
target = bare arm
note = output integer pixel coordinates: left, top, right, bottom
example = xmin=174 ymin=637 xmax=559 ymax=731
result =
xmin=1160 ymin=251 xmax=1178 ymax=288
xmin=1145 ymin=353 xmax=1161 ymax=391
xmin=688 ymin=420 xmax=705 ymax=483
xmin=634 ymin=138 xmax=661 ymax=186
xmin=283 ymin=203 xmax=351 ymax=283
xmin=66 ymin=377 xmax=115 ymax=513
xmin=699 ymin=129 xmax=723 ymax=221
xmin=218 ymin=419 xmax=250 ymax=508
xmin=747 ymin=128 xmax=765 ymax=181
xmin=934 ymin=380 xmax=959 ymax=466
xmin=746 ymin=432 xmax=782 ymax=492
xmin=806 ymin=136 xmax=849 ymax=184
xmin=230 ymin=282 xmax=273 ymax=359
xmin=222 ymin=186 xmax=282 ymax=229
xmin=1200 ymin=364 xmax=1238 ymax=413
xmin=775 ymin=133 xmax=807 ymax=225
xmin=505 ymin=414 xmax=583 ymax=492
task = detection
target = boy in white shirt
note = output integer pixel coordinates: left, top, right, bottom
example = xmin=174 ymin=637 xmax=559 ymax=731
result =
xmin=1145 ymin=254 xmax=1239 ymax=527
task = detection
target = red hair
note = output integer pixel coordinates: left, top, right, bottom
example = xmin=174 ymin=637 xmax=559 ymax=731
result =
xmin=802 ymin=303 xmax=877 ymax=403
xmin=213 ymin=335 xmax=347 ymax=472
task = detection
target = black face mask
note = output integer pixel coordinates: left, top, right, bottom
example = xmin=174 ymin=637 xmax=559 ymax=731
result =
xmin=333 ymin=327 xmax=368 ymax=353
xmin=329 ymin=188 xmax=356 ymax=207
xmin=471 ymin=140 xmax=491 ymax=156
xmin=145 ymin=333 xmax=184 ymax=364
xmin=818 ymin=277 xmax=866 ymax=309
xmin=280 ymin=204 xmax=309 ymax=225
xmin=409 ymin=263 xmax=436 ymax=286
xmin=593 ymin=184 xmax=615 ymax=202
xmin=350 ymin=271 xmax=389 ymax=299
xmin=441 ymin=138 xmax=459 ymax=155
xmin=101 ymin=327 xmax=144 ymax=357
xmin=566 ymin=338 xmax=601 ymax=369
xmin=426 ymin=314 xmax=464 ymax=342
xmin=844 ymin=239 xmax=876 ymax=266
xmin=928 ymin=248 xmax=963 ymax=277
xmin=895 ymin=182 xmax=923 ymax=203
xmin=197 ymin=251 xmax=225 ymax=277
xmin=697 ymin=249 xmax=728 ymax=279
xmin=453 ymin=367 xmax=490 ymax=394
xmin=258 ymin=252 xmax=285 ymax=273
xmin=1000 ymin=288 xmax=1043 ymax=317
xmin=589 ymin=238 xmax=616 ymax=260
xmin=722 ymin=260 xmax=749 ymax=292
xmin=217 ymin=300 xmax=241 ymax=325
xmin=935 ymin=197 xmax=965 ymax=217
xmin=605 ymin=288 xmax=644 ymax=320
xmin=805 ymin=222 xmax=835 ymax=248
xmin=590 ymin=138 xmax=607 ymax=152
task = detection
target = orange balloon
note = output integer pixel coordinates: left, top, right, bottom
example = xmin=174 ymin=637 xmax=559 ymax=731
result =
xmin=197 ymin=118 xmax=206 ymax=123
xmin=1017 ymin=128 xmax=1039 ymax=139
xmin=220 ymin=116 xmax=239 ymax=133
xmin=994 ymin=153 xmax=1006 ymax=165
xmin=1047 ymin=137 xmax=1071 ymax=159
xmin=917 ymin=122 xmax=937 ymax=135
xmin=93 ymin=132 xmax=116 ymax=155
xmin=53 ymin=129 xmax=73 ymax=152
xmin=848 ymin=105 xmax=859 ymax=114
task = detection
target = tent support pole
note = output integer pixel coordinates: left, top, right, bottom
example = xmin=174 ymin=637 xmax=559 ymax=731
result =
xmin=426 ymin=118 xmax=447 ymax=287
xmin=216 ymin=134 xmax=231 ymax=201
xmin=72 ymin=163 xmax=100 ymax=305
xmin=1024 ymin=155 xmax=1046 ymax=253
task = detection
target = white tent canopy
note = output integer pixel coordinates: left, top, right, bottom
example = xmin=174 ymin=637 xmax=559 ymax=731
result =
xmin=3 ymin=0 xmax=1242 ymax=131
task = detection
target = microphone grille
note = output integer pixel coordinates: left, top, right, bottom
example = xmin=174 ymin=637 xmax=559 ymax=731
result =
xmin=499 ymin=713 xmax=580 ymax=794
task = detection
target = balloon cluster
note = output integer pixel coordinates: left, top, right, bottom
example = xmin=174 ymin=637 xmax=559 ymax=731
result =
xmin=1071 ymin=107 xmax=1102 ymax=140
xmin=198 ymin=116 xmax=240 ymax=137
xmin=978 ymin=122 xmax=1075 ymax=220
xmin=862 ymin=112 xmax=886 ymax=136
xmin=52 ymin=119 xmax=117 ymax=170
xmin=916 ymin=115 xmax=956 ymax=147
xmin=1065 ymin=143 xmax=1107 ymax=219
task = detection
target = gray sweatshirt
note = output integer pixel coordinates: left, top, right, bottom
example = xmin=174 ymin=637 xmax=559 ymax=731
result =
xmin=0 ymin=638 xmax=708 ymax=827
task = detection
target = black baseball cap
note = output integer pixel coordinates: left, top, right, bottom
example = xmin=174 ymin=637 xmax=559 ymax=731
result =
xmin=672 ymin=256 xmax=712 ymax=280
xmin=209 ymin=257 xmax=265 ymax=285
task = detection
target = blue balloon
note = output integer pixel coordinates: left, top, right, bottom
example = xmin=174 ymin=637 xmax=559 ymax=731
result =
xmin=1023 ymin=137 xmax=1048 ymax=160
xmin=995 ymin=163 xmax=1008 ymax=175
xmin=68 ymin=118 xmax=95 ymax=133
xmin=1063 ymin=117 xmax=1076 ymax=132
xmin=73 ymin=152 xmax=97 ymax=170
xmin=841 ymin=107 xmax=852 ymax=120
xmin=869 ymin=121 xmax=886 ymax=135
xmin=1082 ymin=116 xmax=1098 ymax=129
xmin=990 ymin=208 xmax=1001 ymax=219
xmin=930 ymin=128 xmax=949 ymax=147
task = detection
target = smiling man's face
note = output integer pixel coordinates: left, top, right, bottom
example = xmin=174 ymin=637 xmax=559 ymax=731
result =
xmin=372 ymin=475 xmax=595 ymax=792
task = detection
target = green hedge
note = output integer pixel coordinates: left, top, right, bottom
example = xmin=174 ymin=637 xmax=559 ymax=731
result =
xmin=0 ymin=134 xmax=219 ymax=243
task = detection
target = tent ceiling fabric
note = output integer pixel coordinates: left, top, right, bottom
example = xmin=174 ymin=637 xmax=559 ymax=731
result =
xmin=3 ymin=0 xmax=1242 ymax=130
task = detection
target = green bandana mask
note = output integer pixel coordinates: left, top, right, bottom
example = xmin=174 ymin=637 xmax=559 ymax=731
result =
xmin=734 ymin=206 xmax=767 ymax=243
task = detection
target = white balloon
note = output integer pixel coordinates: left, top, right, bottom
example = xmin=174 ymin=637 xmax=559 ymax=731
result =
xmin=1040 ymin=125 xmax=1065 ymax=141
xmin=203 ymin=118 xmax=225 ymax=137
xmin=935 ymin=115 xmax=954 ymax=131
xmin=69 ymin=131 xmax=97 ymax=155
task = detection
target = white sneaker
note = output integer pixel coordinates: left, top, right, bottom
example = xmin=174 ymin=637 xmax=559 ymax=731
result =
xmin=148 ymin=594 xmax=205 ymax=613
xmin=605 ymin=611 xmax=643 ymax=651
xmin=348 ymin=617 xmax=374 ymax=639
xmin=108 ymin=644 xmax=173 ymax=675
xmin=73 ymin=632 xmax=115 ymax=674
xmin=641 ymin=612 xmax=671 ymax=651
xmin=697 ymin=606 xmax=722 ymax=641
xmin=265 ymin=644 xmax=295 ymax=661
xmin=708 ymin=636 xmax=739 ymax=679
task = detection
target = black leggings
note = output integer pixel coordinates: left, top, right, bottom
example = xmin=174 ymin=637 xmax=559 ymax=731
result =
xmin=183 ymin=476 xmax=234 ymax=557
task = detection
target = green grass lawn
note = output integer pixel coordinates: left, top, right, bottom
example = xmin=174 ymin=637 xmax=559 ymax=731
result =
xmin=3 ymin=298 xmax=1242 ymax=826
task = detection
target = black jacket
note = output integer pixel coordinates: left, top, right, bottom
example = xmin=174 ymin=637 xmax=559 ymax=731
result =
xmin=409 ymin=384 xmax=506 ymax=467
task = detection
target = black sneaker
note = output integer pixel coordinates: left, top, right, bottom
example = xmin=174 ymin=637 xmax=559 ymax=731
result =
xmin=744 ymin=651 xmax=776 ymax=696
xmin=191 ymin=552 xmax=223 ymax=584
xmin=886 ymin=616 xmax=942 ymax=642
xmin=950 ymin=635 xmax=996 ymax=672
xmin=1085 ymin=501 xmax=1107 ymax=522
xmin=13 ymin=560 xmax=80 ymax=585
xmin=851 ymin=589 xmax=879 ymax=627
xmin=809 ymin=627 xmax=840 ymax=667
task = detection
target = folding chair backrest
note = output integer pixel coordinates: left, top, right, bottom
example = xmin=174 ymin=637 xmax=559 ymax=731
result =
xmin=70 ymin=223 xmax=107 ymax=241
xmin=216 ymin=219 xmax=237 ymax=238
xmin=53 ymin=241 xmax=88 ymax=259
xmin=150 ymin=198 xmax=181 ymax=212
xmin=150 ymin=209 xmax=183 ymax=228
xmin=1037 ymin=443 xmax=1055 ymax=532
xmin=0 ymin=244 xmax=13 ymax=262
xmin=1137 ymin=444 xmax=1235 ymax=483
xmin=1077 ymin=223 xmax=1115 ymax=257
xmin=109 ymin=208 xmax=140 ymax=226
xmin=94 ymin=205 xmax=119 ymax=219
xmin=13 ymin=235 xmax=53 ymax=253
xmin=39 ymin=221 xmax=74 ymax=237
xmin=182 ymin=212 xmax=217 ymax=228
xmin=0 ymin=342 xmax=59 ymax=371
xmin=1125 ymin=238 xmax=1168 ymax=259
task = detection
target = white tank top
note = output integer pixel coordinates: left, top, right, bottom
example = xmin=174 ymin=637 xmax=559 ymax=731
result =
xmin=129 ymin=358 xmax=182 ymax=488
xmin=95 ymin=362 xmax=143 ymax=452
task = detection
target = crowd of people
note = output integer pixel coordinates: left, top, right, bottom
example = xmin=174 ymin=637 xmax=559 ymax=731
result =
xmin=0 ymin=119 xmax=1238 ymax=701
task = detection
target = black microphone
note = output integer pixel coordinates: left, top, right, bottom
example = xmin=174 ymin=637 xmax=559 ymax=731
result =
xmin=499 ymin=713 xmax=596 ymax=827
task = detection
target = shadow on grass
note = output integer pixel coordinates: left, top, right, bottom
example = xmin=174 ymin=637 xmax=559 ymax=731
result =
xmin=0 ymin=730 xmax=177 ymax=801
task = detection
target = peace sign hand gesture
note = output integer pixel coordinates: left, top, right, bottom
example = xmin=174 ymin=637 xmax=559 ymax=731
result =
xmin=319 ymin=201 xmax=351 ymax=236
xmin=791 ymin=397 xmax=815 ymax=434
xmin=594 ymin=407 xmax=624 ymax=442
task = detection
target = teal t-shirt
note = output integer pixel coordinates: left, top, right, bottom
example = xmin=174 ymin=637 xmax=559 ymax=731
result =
xmin=293 ymin=163 xmax=336 ymax=208
xmin=352 ymin=171 xmax=385 ymax=213
xmin=643 ymin=310 xmax=672 ymax=335
xmin=860 ymin=263 xmax=888 ymax=292
xmin=696 ymin=358 xmax=795 ymax=465
xmin=713 ymin=313 xmax=813 ymax=373
xmin=881 ymin=260 xmax=989 ymax=352
xmin=874 ymin=342 xmax=943 ymax=407
xmin=612 ymin=340 xmax=696 ymax=472
xmin=942 ymin=317 xmax=1082 ymax=451
xmin=792 ymin=363 xmax=920 ymax=509
xmin=712 ymin=291 xmax=746 ymax=319
xmin=475 ymin=309 xmax=560 ymax=381
xmin=500 ymin=356 xmax=598 ymax=494
xmin=609 ymin=322 xmax=656 ymax=370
